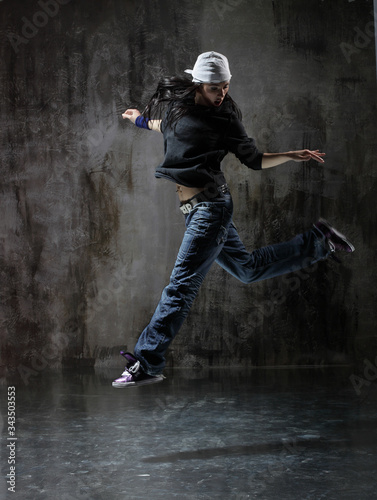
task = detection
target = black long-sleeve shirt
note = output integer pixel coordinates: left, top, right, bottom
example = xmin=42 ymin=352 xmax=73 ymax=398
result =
xmin=155 ymin=100 xmax=263 ymax=188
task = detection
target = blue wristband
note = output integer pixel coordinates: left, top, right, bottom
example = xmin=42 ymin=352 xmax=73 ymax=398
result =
xmin=135 ymin=116 xmax=150 ymax=130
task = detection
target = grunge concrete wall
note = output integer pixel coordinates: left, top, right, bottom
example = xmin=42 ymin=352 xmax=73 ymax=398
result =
xmin=1 ymin=0 xmax=376 ymax=380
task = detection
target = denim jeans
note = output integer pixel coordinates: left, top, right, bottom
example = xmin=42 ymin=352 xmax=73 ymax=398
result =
xmin=134 ymin=194 xmax=330 ymax=375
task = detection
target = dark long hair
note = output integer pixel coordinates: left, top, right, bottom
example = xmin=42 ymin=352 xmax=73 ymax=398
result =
xmin=142 ymin=76 xmax=242 ymax=128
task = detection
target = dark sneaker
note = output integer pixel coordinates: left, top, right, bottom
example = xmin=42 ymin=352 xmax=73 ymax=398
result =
xmin=112 ymin=352 xmax=164 ymax=388
xmin=314 ymin=218 xmax=355 ymax=254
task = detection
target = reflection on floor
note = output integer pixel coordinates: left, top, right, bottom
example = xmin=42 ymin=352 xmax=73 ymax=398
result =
xmin=1 ymin=366 xmax=377 ymax=499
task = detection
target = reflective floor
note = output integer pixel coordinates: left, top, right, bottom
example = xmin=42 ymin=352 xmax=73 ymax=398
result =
xmin=1 ymin=366 xmax=377 ymax=499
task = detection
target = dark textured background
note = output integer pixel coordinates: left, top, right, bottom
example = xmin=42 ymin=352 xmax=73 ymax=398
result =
xmin=1 ymin=0 xmax=376 ymax=379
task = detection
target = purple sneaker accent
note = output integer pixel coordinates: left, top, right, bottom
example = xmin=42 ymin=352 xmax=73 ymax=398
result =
xmin=314 ymin=218 xmax=355 ymax=254
xmin=120 ymin=351 xmax=138 ymax=363
xmin=112 ymin=351 xmax=165 ymax=388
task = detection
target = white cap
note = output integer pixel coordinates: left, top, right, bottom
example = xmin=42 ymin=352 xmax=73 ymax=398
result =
xmin=184 ymin=51 xmax=232 ymax=83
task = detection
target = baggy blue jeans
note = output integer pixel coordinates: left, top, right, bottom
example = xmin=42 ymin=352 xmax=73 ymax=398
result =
xmin=134 ymin=194 xmax=330 ymax=375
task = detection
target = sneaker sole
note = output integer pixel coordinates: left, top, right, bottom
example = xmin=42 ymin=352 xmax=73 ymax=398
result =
xmin=112 ymin=375 xmax=165 ymax=389
xmin=318 ymin=218 xmax=355 ymax=253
